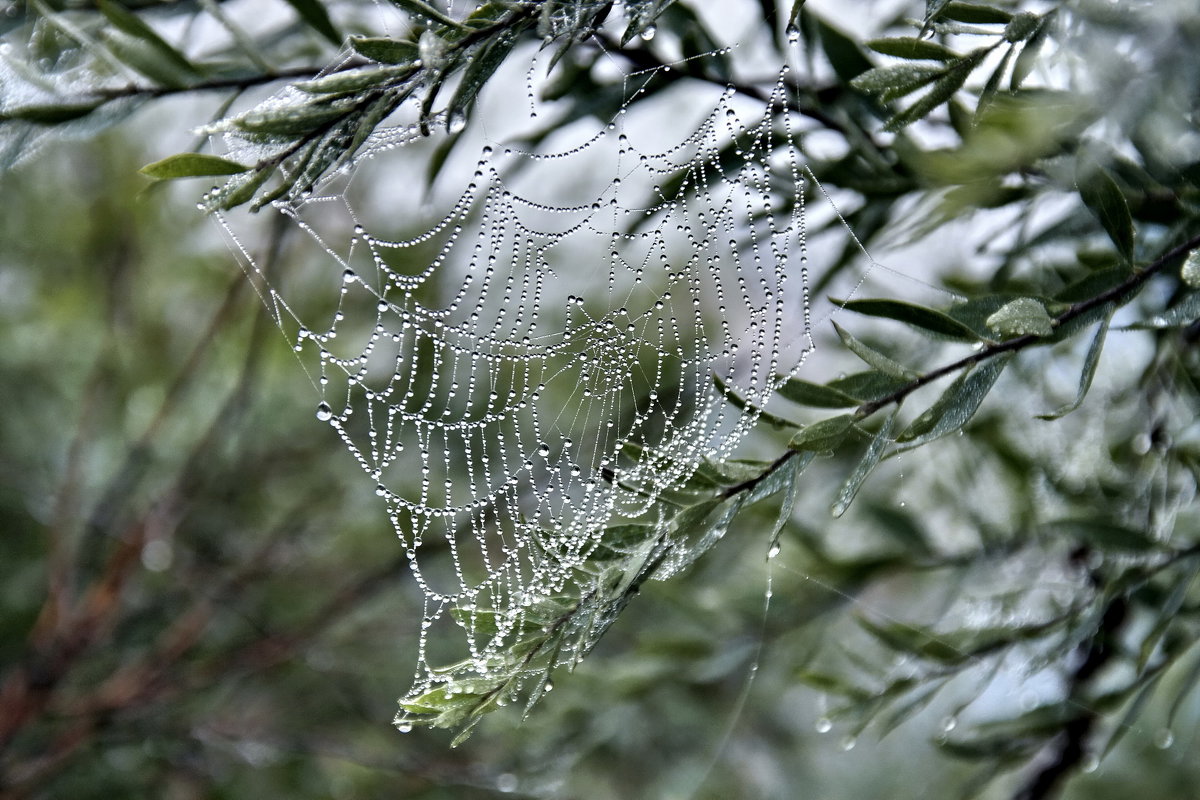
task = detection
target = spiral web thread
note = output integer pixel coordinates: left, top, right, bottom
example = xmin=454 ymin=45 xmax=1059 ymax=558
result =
xmin=218 ymin=57 xmax=831 ymax=704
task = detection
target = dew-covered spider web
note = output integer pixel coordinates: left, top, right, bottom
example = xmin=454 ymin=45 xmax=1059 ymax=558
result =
xmin=213 ymin=48 xmax=879 ymax=725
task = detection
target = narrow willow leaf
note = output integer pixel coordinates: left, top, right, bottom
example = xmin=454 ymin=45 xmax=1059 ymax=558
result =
xmin=349 ymin=36 xmax=419 ymax=64
xmin=234 ymin=102 xmax=347 ymax=135
xmin=1010 ymin=14 xmax=1051 ymax=90
xmin=829 ymin=371 xmax=911 ymax=402
xmin=448 ymin=30 xmax=517 ymax=120
xmin=213 ymin=166 xmax=276 ymax=211
xmin=788 ymin=414 xmax=856 ymax=453
xmin=1182 ymin=249 xmax=1200 ymax=288
xmin=866 ymin=37 xmax=959 ymax=61
xmin=766 ymin=456 xmax=803 ymax=555
xmin=1003 ymin=12 xmax=1041 ymax=43
xmin=897 ymin=354 xmax=1011 ymax=446
xmin=832 ymin=411 xmax=896 ymax=517
xmin=1125 ymin=292 xmax=1200 ymax=329
xmin=294 ymin=64 xmax=412 ymax=94
xmin=835 ymin=298 xmax=983 ymax=341
xmin=1136 ymin=562 xmax=1200 ymax=674
xmin=97 ymin=0 xmax=197 ymax=76
xmin=850 ymin=64 xmax=945 ymax=101
xmin=833 ymin=322 xmax=919 ymax=379
xmin=103 ymin=31 xmax=194 ymax=88
xmin=976 ymin=43 xmax=1016 ymax=118
xmin=713 ymin=373 xmax=799 ymax=430
xmin=282 ymin=0 xmax=341 ymax=46
xmin=1037 ymin=311 xmax=1110 ymax=420
xmin=744 ymin=451 xmax=814 ymax=507
xmin=775 ymin=375 xmax=862 ymax=408
xmin=6 ymin=102 xmax=102 ymax=124
xmin=140 ymin=153 xmax=250 ymax=179
xmin=985 ymin=297 xmax=1054 ymax=338
xmin=1077 ymin=157 xmax=1135 ymax=263
xmin=787 ymin=0 xmax=807 ymax=27
xmin=1102 ymin=669 xmax=1168 ymax=759
xmin=814 ymin=14 xmax=873 ymax=84
xmin=884 ymin=51 xmax=984 ymax=131
xmin=941 ymin=2 xmax=1012 ymax=24
xmin=390 ymin=0 xmax=464 ymax=29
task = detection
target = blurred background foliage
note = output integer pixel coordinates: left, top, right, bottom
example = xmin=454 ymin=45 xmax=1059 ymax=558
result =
xmin=2 ymin=1 xmax=1200 ymax=799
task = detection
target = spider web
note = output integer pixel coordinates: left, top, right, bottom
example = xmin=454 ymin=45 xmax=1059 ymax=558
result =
xmin=216 ymin=49 xmax=850 ymax=722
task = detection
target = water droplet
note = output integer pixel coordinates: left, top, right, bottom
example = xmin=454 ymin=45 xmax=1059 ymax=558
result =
xmin=1081 ymin=753 xmax=1100 ymax=773
xmin=447 ymin=111 xmax=467 ymax=134
xmin=940 ymin=715 xmax=958 ymax=733
xmin=496 ymin=773 xmax=518 ymax=793
xmin=396 ymin=721 xmax=413 ymax=733
xmin=538 ymin=443 xmax=551 ymax=457
xmin=767 ymin=543 xmax=781 ymax=559
xmin=342 ymin=269 xmax=357 ymax=284
xmin=815 ymin=717 xmax=832 ymax=733
xmin=316 ymin=402 xmax=333 ymax=422
xmin=786 ymin=25 xmax=800 ymax=43
xmin=1154 ymin=728 xmax=1174 ymax=749
xmin=640 ymin=24 xmax=656 ymax=41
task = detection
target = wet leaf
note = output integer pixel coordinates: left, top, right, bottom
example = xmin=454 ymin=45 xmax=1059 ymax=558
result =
xmin=349 ymin=36 xmax=419 ymax=64
xmin=1078 ymin=156 xmax=1135 ymax=263
xmin=866 ymin=37 xmax=959 ymax=61
xmin=789 ymin=414 xmax=857 ymax=453
xmin=776 ymin=375 xmax=863 ymax=408
xmin=835 ymin=298 xmax=984 ymax=341
xmin=283 ymin=0 xmax=342 ymax=46
xmin=897 ymin=354 xmax=1011 ymax=446
xmin=833 ymin=322 xmax=919 ymax=377
xmin=1037 ymin=311 xmax=1110 ymax=419
xmin=832 ymin=412 xmax=895 ymax=517
xmin=985 ymin=297 xmax=1054 ymax=338
xmin=140 ymin=153 xmax=250 ymax=180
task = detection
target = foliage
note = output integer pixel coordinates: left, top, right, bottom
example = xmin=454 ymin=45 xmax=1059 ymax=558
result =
xmin=2 ymin=1 xmax=1200 ymax=799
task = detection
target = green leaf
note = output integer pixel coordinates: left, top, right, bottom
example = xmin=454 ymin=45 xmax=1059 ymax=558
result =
xmin=1077 ymin=157 xmax=1135 ymax=263
xmin=787 ymin=0 xmax=807 ymax=28
xmin=1037 ymin=311 xmax=1110 ymax=420
xmin=713 ymin=373 xmax=799 ymax=430
xmin=1126 ymin=292 xmax=1200 ymax=329
xmin=850 ymin=64 xmax=945 ymax=101
xmin=832 ymin=411 xmax=896 ymax=517
xmin=985 ymin=297 xmax=1054 ymax=338
xmin=140 ymin=153 xmax=250 ymax=180
xmin=294 ymin=64 xmax=412 ymax=94
xmin=102 ymin=31 xmax=194 ymax=88
xmin=884 ymin=51 xmax=985 ymax=131
xmin=834 ymin=298 xmax=984 ymax=341
xmin=97 ymin=0 xmax=197 ymax=76
xmin=1182 ymin=249 xmax=1200 ymax=288
xmin=448 ymin=30 xmax=518 ymax=122
xmin=897 ymin=354 xmax=1011 ymax=446
xmin=1010 ymin=14 xmax=1052 ymax=90
xmin=775 ymin=375 xmax=863 ymax=408
xmin=1003 ymin=12 xmax=1041 ymax=43
xmin=589 ymin=524 xmax=658 ymax=561
xmin=233 ymin=102 xmax=347 ymax=135
xmin=866 ymin=37 xmax=959 ymax=61
xmin=828 ymin=371 xmax=911 ymax=403
xmin=940 ymin=2 xmax=1012 ymax=24
xmin=349 ymin=36 xmax=419 ymax=64
xmin=282 ymin=0 xmax=342 ymax=46
xmin=389 ymin=0 xmax=465 ymax=30
xmin=788 ymin=414 xmax=857 ymax=453
xmin=5 ymin=102 xmax=102 ymax=124
xmin=814 ymin=15 xmax=873 ymax=84
xmin=832 ymin=322 xmax=919 ymax=378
